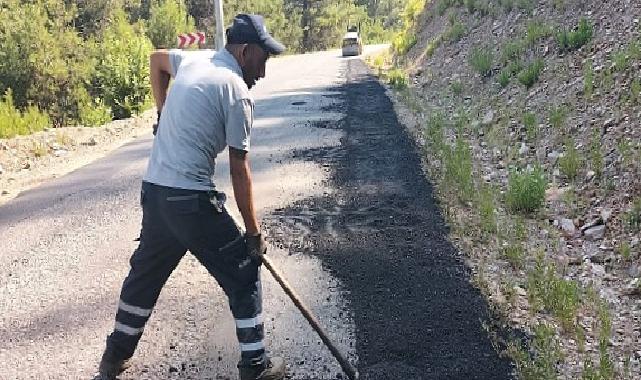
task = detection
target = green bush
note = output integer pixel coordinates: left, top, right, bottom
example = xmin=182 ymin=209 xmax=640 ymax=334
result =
xmin=527 ymin=255 xmax=581 ymax=331
xmin=444 ymin=136 xmax=474 ymax=201
xmin=0 ymin=89 xmax=49 ymax=138
xmin=510 ymin=323 xmax=561 ymax=380
xmin=502 ymin=243 xmax=525 ymax=269
xmin=0 ymin=0 xmax=95 ymax=126
xmin=501 ymin=40 xmax=524 ymax=64
xmin=517 ymin=58 xmax=544 ymax=88
xmin=498 ymin=70 xmax=510 ymax=87
xmin=523 ymin=112 xmax=537 ymax=139
xmin=469 ymin=47 xmax=494 ymax=77
xmin=584 ymin=60 xmax=594 ymax=97
xmin=548 ymin=105 xmax=567 ymax=129
xmin=556 ymin=18 xmax=593 ymax=52
xmin=147 ymin=0 xmax=195 ymax=48
xmin=478 ymin=185 xmax=497 ymax=233
xmin=525 ymin=20 xmax=551 ymax=47
xmin=425 ymin=112 xmax=446 ymax=152
xmin=559 ymin=139 xmax=581 ymax=180
xmin=393 ymin=31 xmax=418 ymax=55
xmin=387 ymin=69 xmax=408 ymax=89
xmin=506 ymin=166 xmax=547 ymax=213
xmin=446 ymin=21 xmax=466 ymax=42
xmin=95 ymin=10 xmax=153 ymax=119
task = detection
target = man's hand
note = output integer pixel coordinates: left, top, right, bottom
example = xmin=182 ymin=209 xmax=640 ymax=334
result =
xmin=152 ymin=111 xmax=161 ymax=135
xmin=245 ymin=233 xmax=267 ymax=264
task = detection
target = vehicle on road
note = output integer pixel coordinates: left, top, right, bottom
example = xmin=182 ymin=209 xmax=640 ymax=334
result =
xmin=341 ymin=27 xmax=362 ymax=57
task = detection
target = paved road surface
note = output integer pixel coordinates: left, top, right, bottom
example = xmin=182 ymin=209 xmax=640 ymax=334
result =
xmin=0 ymin=48 xmax=513 ymax=380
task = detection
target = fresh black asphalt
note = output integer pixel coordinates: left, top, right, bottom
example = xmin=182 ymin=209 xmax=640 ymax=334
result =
xmin=264 ymin=59 xmax=515 ymax=380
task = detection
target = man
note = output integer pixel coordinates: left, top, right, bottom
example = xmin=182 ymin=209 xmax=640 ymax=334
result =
xmin=93 ymin=14 xmax=286 ymax=380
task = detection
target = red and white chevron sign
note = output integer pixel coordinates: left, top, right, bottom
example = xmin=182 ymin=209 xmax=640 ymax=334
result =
xmin=177 ymin=32 xmax=206 ymax=48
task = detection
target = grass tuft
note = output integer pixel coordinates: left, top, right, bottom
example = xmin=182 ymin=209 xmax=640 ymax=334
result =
xmin=469 ymin=47 xmax=494 ymax=77
xmin=506 ymin=166 xmax=547 ymax=213
xmin=556 ymin=18 xmax=593 ymax=52
xmin=558 ymin=139 xmax=581 ymax=181
xmin=518 ymin=59 xmax=544 ymax=88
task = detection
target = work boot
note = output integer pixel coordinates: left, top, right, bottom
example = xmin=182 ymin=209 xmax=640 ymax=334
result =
xmin=238 ymin=357 xmax=286 ymax=380
xmin=92 ymin=349 xmax=130 ymax=380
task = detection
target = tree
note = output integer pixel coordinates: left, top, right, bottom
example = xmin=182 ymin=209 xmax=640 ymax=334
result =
xmin=147 ymin=0 xmax=195 ymax=48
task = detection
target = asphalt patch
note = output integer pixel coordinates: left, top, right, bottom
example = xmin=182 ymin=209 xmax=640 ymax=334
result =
xmin=264 ymin=59 xmax=516 ymax=379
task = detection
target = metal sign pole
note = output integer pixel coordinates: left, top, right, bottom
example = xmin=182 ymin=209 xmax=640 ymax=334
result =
xmin=214 ymin=0 xmax=225 ymax=50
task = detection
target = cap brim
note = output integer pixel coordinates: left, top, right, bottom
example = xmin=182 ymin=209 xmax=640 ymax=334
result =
xmin=261 ymin=36 xmax=285 ymax=55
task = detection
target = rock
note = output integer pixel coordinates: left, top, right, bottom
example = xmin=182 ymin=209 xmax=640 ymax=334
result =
xmin=630 ymin=237 xmax=639 ymax=248
xmin=600 ymin=209 xmax=612 ymax=223
xmin=482 ymin=110 xmax=495 ymax=126
xmin=22 ymin=161 xmax=32 ymax=170
xmin=586 ymin=170 xmax=596 ymax=180
xmin=545 ymin=187 xmax=569 ymax=202
xmin=53 ymin=149 xmax=68 ymax=157
xmin=0 ymin=164 xmax=3 ymax=175
xmin=1 ymin=190 xmax=8 ymax=196
xmin=584 ymin=225 xmax=606 ymax=241
xmin=590 ymin=251 xmax=613 ymax=264
xmin=519 ymin=143 xmax=528 ymax=155
xmin=560 ymin=218 xmax=577 ymax=236
xmin=85 ymin=137 xmax=98 ymax=146
xmin=515 ymin=286 xmax=527 ymax=297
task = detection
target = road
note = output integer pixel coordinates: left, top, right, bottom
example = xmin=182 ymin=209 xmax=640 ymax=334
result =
xmin=0 ymin=48 xmax=513 ymax=380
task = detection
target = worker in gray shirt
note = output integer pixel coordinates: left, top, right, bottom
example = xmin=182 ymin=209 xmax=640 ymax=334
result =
xmin=93 ymin=14 xmax=286 ymax=380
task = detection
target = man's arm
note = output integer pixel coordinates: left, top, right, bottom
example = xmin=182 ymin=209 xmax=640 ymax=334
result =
xmin=229 ymin=147 xmax=260 ymax=236
xmin=149 ymin=50 xmax=173 ymax=113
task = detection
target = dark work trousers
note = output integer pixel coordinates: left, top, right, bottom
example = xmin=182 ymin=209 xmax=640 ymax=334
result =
xmin=105 ymin=181 xmax=266 ymax=366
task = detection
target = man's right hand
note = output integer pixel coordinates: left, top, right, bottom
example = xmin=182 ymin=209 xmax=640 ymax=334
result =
xmin=245 ymin=233 xmax=267 ymax=264
xmin=152 ymin=111 xmax=161 ymax=135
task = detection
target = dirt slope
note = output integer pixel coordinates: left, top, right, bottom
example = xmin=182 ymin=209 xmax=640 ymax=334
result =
xmin=388 ymin=0 xmax=641 ymax=378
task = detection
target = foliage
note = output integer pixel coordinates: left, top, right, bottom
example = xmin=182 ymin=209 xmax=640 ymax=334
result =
xmin=450 ymin=81 xmax=463 ymax=95
xmin=446 ymin=21 xmax=467 ymax=42
xmin=76 ymin=88 xmax=112 ymax=127
xmin=469 ymin=47 xmax=494 ymax=77
xmin=502 ymin=243 xmax=525 ymax=269
xmin=527 ymin=254 xmax=581 ymax=331
xmin=548 ymin=105 xmax=567 ymax=129
xmin=502 ymin=39 xmax=524 ymax=64
xmin=556 ymin=18 xmax=593 ymax=52
xmin=506 ymin=166 xmax=547 ymax=213
xmin=392 ymin=0 xmax=426 ymax=55
xmin=147 ymin=0 xmax=195 ymax=48
xmin=387 ymin=69 xmax=408 ymax=89
xmin=498 ymin=70 xmax=510 ymax=88
xmin=525 ymin=20 xmax=551 ymax=47
xmin=478 ymin=184 xmax=497 ymax=233
xmin=584 ymin=59 xmax=594 ymax=97
xmin=0 ymin=90 xmax=49 ymax=139
xmin=425 ymin=112 xmax=446 ymax=152
xmin=523 ymin=112 xmax=537 ymax=139
xmin=0 ymin=0 xmax=96 ymax=126
xmin=444 ymin=136 xmax=474 ymax=202
xmin=624 ymin=197 xmax=641 ymax=232
xmin=509 ymin=323 xmax=561 ymax=380
xmin=559 ymin=139 xmax=581 ymax=181
xmin=94 ymin=10 xmax=153 ymax=119
xmin=589 ymin=129 xmax=604 ymax=177
xmin=518 ymin=59 xmax=544 ymax=88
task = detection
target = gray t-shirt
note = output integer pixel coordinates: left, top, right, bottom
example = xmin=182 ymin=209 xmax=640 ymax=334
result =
xmin=143 ymin=49 xmax=254 ymax=191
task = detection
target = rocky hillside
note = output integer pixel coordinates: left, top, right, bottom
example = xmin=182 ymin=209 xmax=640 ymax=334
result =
xmin=381 ymin=0 xmax=641 ymax=378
